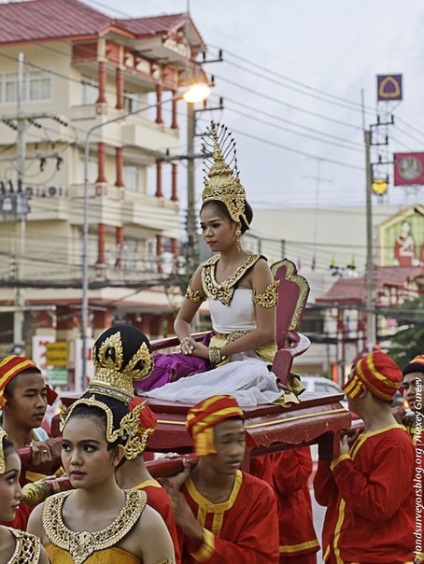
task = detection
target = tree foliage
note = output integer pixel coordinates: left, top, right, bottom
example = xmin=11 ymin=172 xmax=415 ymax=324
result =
xmin=386 ymin=295 xmax=424 ymax=369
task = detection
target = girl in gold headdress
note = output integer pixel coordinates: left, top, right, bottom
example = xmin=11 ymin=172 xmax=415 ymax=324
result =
xmin=27 ymin=393 xmax=175 ymax=563
xmin=0 ymin=428 xmax=49 ymax=563
xmin=140 ymin=122 xmax=300 ymax=407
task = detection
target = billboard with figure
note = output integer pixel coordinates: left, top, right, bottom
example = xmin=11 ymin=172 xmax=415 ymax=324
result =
xmin=379 ymin=209 xmax=424 ymax=267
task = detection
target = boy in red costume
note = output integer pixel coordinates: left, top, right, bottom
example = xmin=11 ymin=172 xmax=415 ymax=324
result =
xmin=0 ymin=355 xmax=61 ymax=529
xmin=166 ymin=394 xmax=279 ymax=563
xmin=251 ymin=448 xmax=319 ymax=563
xmin=314 ymin=350 xmax=415 ymax=563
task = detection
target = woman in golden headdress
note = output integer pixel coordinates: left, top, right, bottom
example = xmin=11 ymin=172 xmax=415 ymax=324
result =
xmin=27 ymin=326 xmax=175 ymax=564
xmin=0 ymin=428 xmax=49 ymax=563
xmin=140 ymin=121 xmax=300 ymax=407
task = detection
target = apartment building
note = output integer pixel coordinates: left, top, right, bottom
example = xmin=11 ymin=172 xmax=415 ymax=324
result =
xmin=0 ymin=0 xmax=206 ymax=384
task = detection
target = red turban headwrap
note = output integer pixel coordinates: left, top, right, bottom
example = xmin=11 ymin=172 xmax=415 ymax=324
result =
xmin=403 ymin=354 xmax=424 ymax=376
xmin=343 ymin=351 xmax=402 ymax=402
xmin=0 ymin=355 xmax=56 ymax=409
xmin=186 ymin=395 xmax=244 ymax=456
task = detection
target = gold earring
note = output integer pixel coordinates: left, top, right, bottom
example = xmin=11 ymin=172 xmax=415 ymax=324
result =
xmin=235 ymin=227 xmax=242 ymax=252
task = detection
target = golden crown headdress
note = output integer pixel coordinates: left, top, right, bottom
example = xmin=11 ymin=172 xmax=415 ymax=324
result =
xmin=201 ymin=121 xmax=248 ymax=226
xmin=60 ymin=396 xmax=148 ymax=460
xmin=0 ymin=427 xmax=7 ymax=474
xmin=90 ymin=327 xmax=154 ymax=405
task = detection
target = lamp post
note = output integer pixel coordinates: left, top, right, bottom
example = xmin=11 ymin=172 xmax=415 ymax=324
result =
xmin=81 ymin=86 xmax=210 ymax=388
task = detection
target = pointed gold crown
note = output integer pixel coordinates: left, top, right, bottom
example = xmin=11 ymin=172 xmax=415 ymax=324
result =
xmin=201 ymin=121 xmax=249 ymax=226
xmin=90 ymin=326 xmax=154 ymax=405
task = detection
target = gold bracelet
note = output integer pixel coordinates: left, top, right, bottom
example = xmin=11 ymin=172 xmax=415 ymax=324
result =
xmin=209 ymin=346 xmax=223 ymax=366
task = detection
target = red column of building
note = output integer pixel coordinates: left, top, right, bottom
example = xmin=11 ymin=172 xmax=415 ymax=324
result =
xmin=156 ymin=235 xmax=163 ymax=274
xmin=97 ymin=223 xmax=106 ymax=264
xmin=115 ymin=147 xmax=124 ymax=187
xmin=93 ymin=310 xmax=112 ymax=332
xmin=96 ymin=61 xmax=107 ymax=104
xmin=155 ymin=84 xmax=163 ymax=124
xmin=171 ymin=237 xmax=179 ymax=257
xmin=116 ymin=67 xmax=124 ymax=110
xmin=171 ymin=162 xmax=178 ymax=201
xmin=171 ymin=91 xmax=178 ymax=129
xmin=96 ymin=142 xmax=107 ymax=183
xmin=115 ymin=226 xmax=124 ymax=267
xmin=156 ymin=161 xmax=163 ymax=198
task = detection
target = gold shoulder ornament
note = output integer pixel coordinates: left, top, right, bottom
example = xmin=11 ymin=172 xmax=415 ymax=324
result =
xmin=252 ymin=280 xmax=280 ymax=308
xmin=7 ymin=529 xmax=41 ymax=564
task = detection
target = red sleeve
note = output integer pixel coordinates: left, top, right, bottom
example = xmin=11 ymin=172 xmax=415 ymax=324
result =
xmin=331 ymin=439 xmax=414 ymax=521
xmin=313 ymin=460 xmax=336 ymax=507
xmin=186 ymin=485 xmax=279 ymax=563
xmin=143 ymin=485 xmax=182 ymax=564
xmin=270 ymin=447 xmax=313 ymax=496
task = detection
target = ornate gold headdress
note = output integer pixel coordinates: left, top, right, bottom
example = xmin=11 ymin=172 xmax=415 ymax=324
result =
xmin=60 ymin=395 xmax=148 ymax=460
xmin=90 ymin=326 xmax=154 ymax=405
xmin=0 ymin=427 xmax=7 ymax=474
xmin=201 ymin=121 xmax=249 ymax=226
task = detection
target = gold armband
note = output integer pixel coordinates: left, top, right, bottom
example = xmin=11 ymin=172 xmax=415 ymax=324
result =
xmin=252 ymin=280 xmax=280 ymax=308
xmin=185 ymin=284 xmax=204 ymax=304
xmin=209 ymin=346 xmax=226 ymax=367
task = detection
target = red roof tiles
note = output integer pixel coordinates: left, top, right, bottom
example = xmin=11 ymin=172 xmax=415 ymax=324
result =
xmin=316 ymin=266 xmax=424 ymax=305
xmin=0 ymin=0 xmax=203 ymax=47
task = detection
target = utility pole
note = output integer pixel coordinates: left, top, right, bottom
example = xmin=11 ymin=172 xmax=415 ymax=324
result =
xmin=14 ymin=52 xmax=26 ymax=351
xmin=186 ymin=101 xmax=198 ymax=272
xmin=364 ymin=128 xmax=375 ymax=349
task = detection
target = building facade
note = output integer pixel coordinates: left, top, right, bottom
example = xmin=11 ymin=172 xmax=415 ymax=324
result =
xmin=0 ymin=0 xmax=206 ymax=386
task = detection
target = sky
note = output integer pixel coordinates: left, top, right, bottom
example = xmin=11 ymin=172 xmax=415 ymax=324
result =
xmin=81 ymin=0 xmax=424 ymax=214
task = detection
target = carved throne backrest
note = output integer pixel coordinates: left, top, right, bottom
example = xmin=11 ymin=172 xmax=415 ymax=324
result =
xmin=271 ymin=259 xmax=310 ymax=349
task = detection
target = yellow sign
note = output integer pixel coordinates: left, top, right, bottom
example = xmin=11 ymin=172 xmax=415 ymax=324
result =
xmin=46 ymin=341 xmax=68 ymax=367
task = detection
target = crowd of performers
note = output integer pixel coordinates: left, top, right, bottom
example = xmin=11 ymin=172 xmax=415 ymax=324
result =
xmin=0 ymin=334 xmax=422 ymax=563
xmin=0 ymin=122 xmax=423 ymax=562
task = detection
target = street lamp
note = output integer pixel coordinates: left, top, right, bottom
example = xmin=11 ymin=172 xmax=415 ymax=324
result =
xmin=81 ymin=85 xmax=209 ymax=387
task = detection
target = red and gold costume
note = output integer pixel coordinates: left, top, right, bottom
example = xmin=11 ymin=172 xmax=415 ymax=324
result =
xmin=180 ymin=469 xmax=279 ymax=563
xmin=315 ymin=352 xmax=415 ymax=563
xmin=315 ymin=426 xmax=415 ymax=563
xmin=0 ymin=355 xmax=58 ymax=530
xmin=179 ymin=395 xmax=279 ymax=562
xmin=134 ymin=478 xmax=181 ymax=564
xmin=251 ymin=448 xmax=319 ymax=563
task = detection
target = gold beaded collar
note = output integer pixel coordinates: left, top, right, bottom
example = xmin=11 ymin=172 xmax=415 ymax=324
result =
xmin=201 ymin=254 xmax=260 ymax=306
xmin=42 ymin=490 xmax=146 ymax=564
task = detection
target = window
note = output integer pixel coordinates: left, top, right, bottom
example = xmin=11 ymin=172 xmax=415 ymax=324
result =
xmin=4 ymin=73 xmax=20 ymax=103
xmin=124 ymin=91 xmax=141 ymax=113
xmin=29 ymin=71 xmax=51 ymax=101
xmin=123 ymin=165 xmax=139 ymax=192
xmin=2 ymin=71 xmax=51 ymax=103
xmin=81 ymin=76 xmax=98 ymax=105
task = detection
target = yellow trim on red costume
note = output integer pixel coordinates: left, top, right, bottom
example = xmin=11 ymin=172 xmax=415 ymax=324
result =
xmin=191 ymin=528 xmax=215 ymax=562
xmin=133 ymin=479 xmax=161 ymax=489
xmin=186 ymin=470 xmax=243 ymax=537
xmin=279 ymin=539 xmax=320 ymax=553
xmin=330 ymin=453 xmax=351 ymax=471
